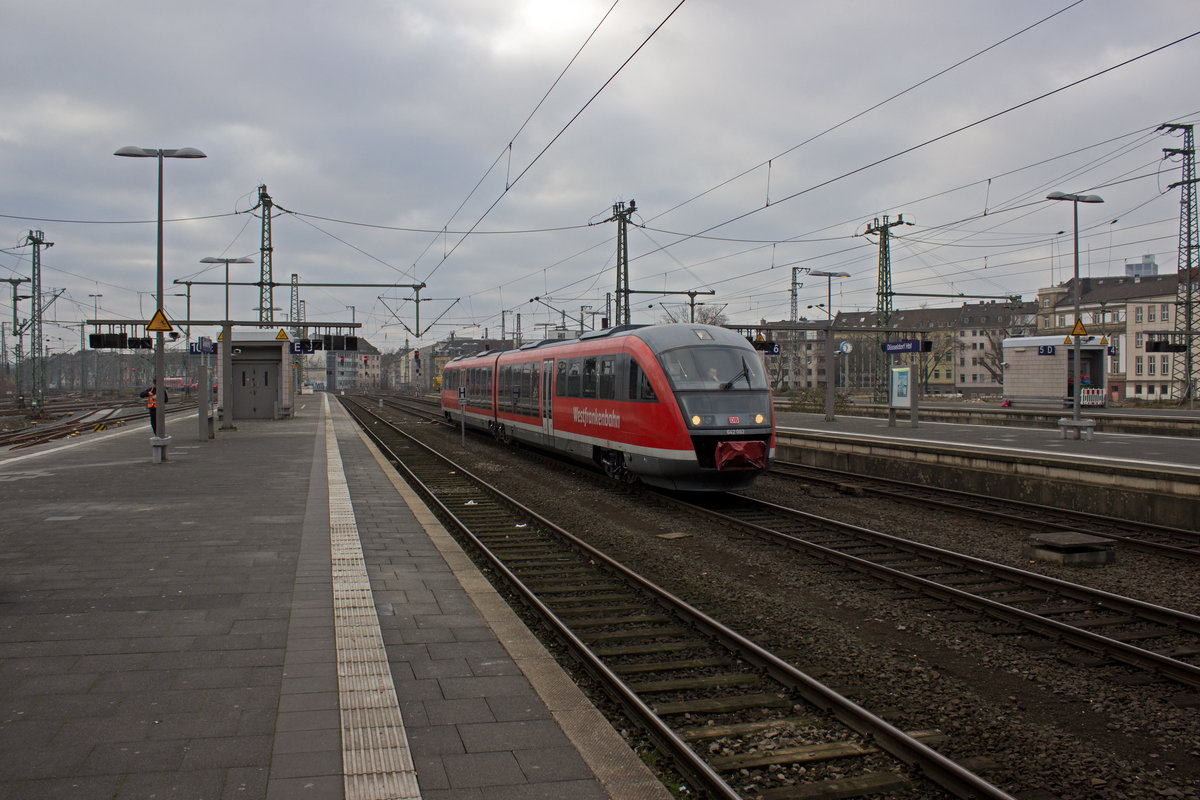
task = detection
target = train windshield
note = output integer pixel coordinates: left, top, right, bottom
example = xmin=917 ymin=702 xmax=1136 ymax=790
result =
xmin=657 ymin=346 xmax=768 ymax=392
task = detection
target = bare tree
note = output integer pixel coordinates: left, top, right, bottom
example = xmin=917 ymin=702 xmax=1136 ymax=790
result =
xmin=660 ymin=304 xmax=727 ymax=326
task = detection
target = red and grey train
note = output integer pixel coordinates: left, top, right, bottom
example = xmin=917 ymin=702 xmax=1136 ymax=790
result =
xmin=440 ymin=323 xmax=775 ymax=491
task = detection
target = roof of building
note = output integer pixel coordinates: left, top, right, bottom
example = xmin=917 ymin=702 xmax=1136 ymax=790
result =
xmin=1045 ymin=274 xmax=1178 ymax=307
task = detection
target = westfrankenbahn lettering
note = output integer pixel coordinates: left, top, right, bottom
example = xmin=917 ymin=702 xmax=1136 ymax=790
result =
xmin=573 ymin=407 xmax=621 ymax=429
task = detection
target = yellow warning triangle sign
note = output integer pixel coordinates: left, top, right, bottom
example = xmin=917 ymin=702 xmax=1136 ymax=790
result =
xmin=1071 ymin=319 xmax=1087 ymax=337
xmin=216 ymin=331 xmax=224 ymax=340
xmin=1063 ymin=336 xmax=1073 ymax=345
xmin=275 ymin=328 xmax=290 ymax=340
xmin=1100 ymin=335 xmax=1108 ymax=345
xmin=147 ymin=308 xmax=173 ymax=333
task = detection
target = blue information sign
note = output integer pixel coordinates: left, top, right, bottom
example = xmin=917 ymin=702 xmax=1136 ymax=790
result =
xmin=883 ymin=340 xmax=923 ymax=354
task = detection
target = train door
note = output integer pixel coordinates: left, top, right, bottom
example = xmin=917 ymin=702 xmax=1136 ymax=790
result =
xmin=541 ymin=358 xmax=555 ymax=441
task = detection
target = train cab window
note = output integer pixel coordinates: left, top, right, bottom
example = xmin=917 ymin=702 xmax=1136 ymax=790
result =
xmin=582 ymin=357 xmax=598 ymax=398
xmin=598 ymin=357 xmax=616 ymax=399
xmin=659 ymin=346 xmax=768 ymax=391
xmin=627 ymin=358 xmax=657 ymax=402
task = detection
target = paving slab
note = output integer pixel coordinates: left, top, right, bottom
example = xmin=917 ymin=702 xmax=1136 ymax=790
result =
xmin=0 ymin=398 xmax=669 ymax=800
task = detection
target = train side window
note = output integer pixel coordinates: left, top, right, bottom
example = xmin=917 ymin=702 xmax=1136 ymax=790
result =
xmin=582 ymin=357 xmax=598 ymax=398
xmin=567 ymin=359 xmax=582 ymax=397
xmin=598 ymin=357 xmax=615 ymax=399
xmin=627 ymin=358 xmax=657 ymax=402
xmin=502 ymin=366 xmax=515 ymax=410
xmin=556 ymin=360 xmax=568 ymax=396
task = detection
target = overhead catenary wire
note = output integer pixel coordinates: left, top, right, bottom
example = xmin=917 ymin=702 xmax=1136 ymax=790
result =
xmin=419 ymin=0 xmax=689 ymax=286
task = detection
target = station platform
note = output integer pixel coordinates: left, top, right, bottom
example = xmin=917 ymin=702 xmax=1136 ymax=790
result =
xmin=775 ymin=409 xmax=1200 ymax=476
xmin=0 ymin=397 xmax=669 ymax=800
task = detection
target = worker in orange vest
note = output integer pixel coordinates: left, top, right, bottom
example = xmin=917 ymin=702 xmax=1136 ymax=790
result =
xmin=139 ymin=384 xmax=169 ymax=436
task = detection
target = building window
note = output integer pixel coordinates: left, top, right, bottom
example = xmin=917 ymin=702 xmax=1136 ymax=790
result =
xmin=1042 ymin=297 xmax=1051 ymax=308
xmin=1058 ymin=314 xmax=1066 ymax=327
xmin=1162 ymin=304 xmax=1171 ymax=322
xmin=1162 ymin=384 xmax=1169 ymax=395
xmin=1136 ymin=332 xmax=1143 ymax=348
xmin=1135 ymin=356 xmax=1143 ymax=376
xmin=1162 ymin=355 xmax=1169 ymax=374
xmin=1148 ymin=306 xmax=1156 ymax=322
xmin=1135 ymin=306 xmax=1143 ymax=323
xmin=1148 ymin=358 xmax=1155 ymax=376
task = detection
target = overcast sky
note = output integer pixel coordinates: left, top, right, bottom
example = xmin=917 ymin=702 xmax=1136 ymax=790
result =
xmin=2 ymin=0 xmax=1198 ymax=355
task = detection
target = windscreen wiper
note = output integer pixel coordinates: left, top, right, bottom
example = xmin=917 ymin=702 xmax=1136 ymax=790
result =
xmin=721 ymin=358 xmax=750 ymax=390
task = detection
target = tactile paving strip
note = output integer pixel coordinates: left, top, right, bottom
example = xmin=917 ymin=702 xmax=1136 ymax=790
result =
xmin=326 ymin=398 xmax=422 ymax=799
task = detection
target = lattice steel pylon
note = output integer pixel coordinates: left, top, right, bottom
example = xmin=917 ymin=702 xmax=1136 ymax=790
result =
xmin=864 ymin=214 xmax=909 ymax=401
xmin=24 ymin=229 xmax=51 ymax=411
xmin=606 ymin=200 xmax=636 ymax=326
xmin=255 ymin=184 xmax=275 ymax=323
xmin=289 ymin=273 xmax=301 ymax=339
xmin=1161 ymin=124 xmax=1199 ymax=405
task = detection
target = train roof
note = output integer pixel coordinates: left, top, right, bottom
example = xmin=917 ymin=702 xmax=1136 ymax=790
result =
xmin=444 ymin=324 xmax=755 ymax=364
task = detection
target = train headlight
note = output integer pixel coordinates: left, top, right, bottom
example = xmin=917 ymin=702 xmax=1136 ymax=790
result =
xmin=755 ymin=413 xmax=765 ymax=424
xmin=691 ymin=415 xmax=702 ymax=426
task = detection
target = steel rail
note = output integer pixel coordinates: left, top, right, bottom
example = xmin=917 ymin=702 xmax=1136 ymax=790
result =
xmin=679 ymin=493 xmax=1200 ymax=689
xmin=771 ymin=460 xmax=1200 ymax=558
xmin=343 ymin=398 xmax=1016 ymax=800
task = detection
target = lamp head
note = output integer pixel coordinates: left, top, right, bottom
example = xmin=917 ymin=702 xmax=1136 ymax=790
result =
xmin=1047 ymin=191 xmax=1104 ymax=204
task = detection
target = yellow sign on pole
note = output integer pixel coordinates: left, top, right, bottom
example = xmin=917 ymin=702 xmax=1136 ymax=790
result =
xmin=275 ymin=328 xmax=290 ymax=341
xmin=1063 ymin=336 xmax=1073 ymax=346
xmin=147 ymin=309 xmax=173 ymax=333
xmin=1071 ymin=319 xmax=1087 ymax=337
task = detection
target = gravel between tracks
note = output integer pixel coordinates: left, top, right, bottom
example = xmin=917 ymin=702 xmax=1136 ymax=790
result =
xmin=407 ymin=416 xmax=1200 ymax=800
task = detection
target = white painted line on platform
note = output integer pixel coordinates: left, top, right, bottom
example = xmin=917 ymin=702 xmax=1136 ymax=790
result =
xmin=323 ymin=395 xmax=421 ymax=800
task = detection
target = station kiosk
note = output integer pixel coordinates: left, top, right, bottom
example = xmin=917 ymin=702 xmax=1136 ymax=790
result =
xmin=1001 ymin=335 xmax=1108 ymax=409
xmin=217 ymin=328 xmax=294 ymax=423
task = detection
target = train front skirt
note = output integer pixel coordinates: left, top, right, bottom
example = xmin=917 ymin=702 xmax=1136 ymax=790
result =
xmin=714 ymin=440 xmax=768 ymax=471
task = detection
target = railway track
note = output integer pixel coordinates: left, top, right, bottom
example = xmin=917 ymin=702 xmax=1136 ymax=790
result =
xmin=339 ymin=396 xmax=1013 ymax=800
xmin=0 ymin=400 xmax=164 ymax=449
xmin=769 ymin=461 xmax=1200 ymax=561
xmin=669 ymin=490 xmax=1200 ymax=692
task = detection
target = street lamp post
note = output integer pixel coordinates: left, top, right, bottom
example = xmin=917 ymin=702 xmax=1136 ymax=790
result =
xmin=200 ymin=256 xmax=254 ymax=432
xmin=115 ymin=146 xmax=206 ymax=461
xmin=1047 ymin=191 xmax=1103 ymax=425
xmin=808 ymin=270 xmax=851 ymax=422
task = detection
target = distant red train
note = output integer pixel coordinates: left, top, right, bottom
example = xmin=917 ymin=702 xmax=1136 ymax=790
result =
xmin=162 ymin=377 xmax=198 ymax=392
xmin=440 ymin=323 xmax=775 ymax=491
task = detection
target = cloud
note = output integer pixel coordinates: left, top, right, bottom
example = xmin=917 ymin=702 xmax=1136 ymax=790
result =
xmin=0 ymin=0 xmax=1197 ymax=352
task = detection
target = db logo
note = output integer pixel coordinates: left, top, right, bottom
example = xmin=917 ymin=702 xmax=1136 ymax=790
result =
xmin=728 ymin=416 xmax=741 ymax=424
